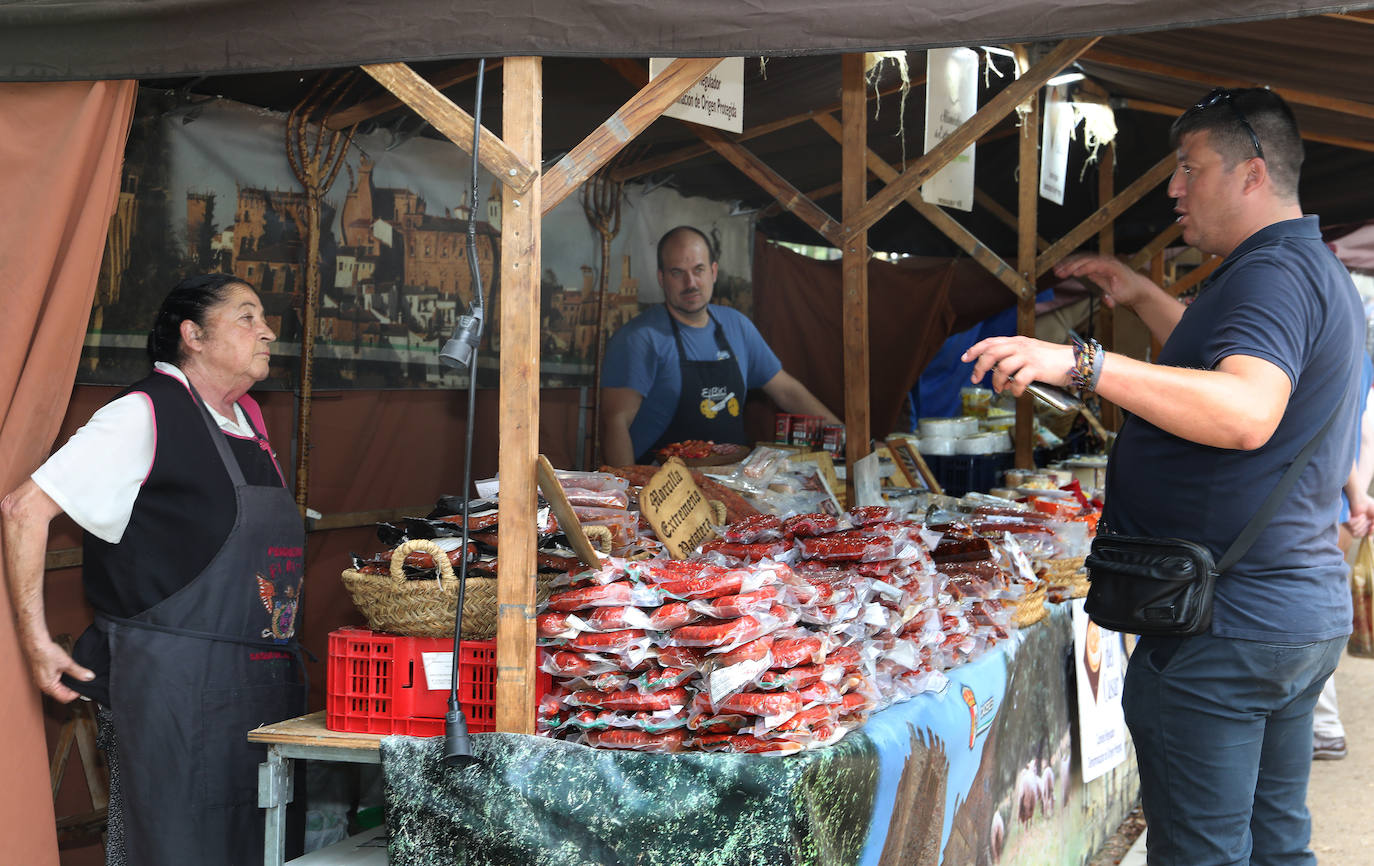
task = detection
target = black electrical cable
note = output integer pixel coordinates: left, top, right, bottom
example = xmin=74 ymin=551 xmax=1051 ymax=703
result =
xmin=444 ymin=57 xmax=487 ymax=769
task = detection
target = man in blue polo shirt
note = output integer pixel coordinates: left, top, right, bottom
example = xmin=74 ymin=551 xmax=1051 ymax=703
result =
xmin=963 ymin=88 xmax=1361 ymax=864
xmin=601 ymin=226 xmax=838 ymax=465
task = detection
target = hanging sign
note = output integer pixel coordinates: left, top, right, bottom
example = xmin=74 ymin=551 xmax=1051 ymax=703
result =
xmin=1072 ymin=600 xmax=1129 ymax=783
xmin=1040 ymin=84 xmax=1076 ymax=205
xmin=922 ymin=47 xmax=979 ymax=212
xmin=640 ymin=458 xmax=718 ymax=559
xmin=649 ymin=57 xmax=744 ymax=133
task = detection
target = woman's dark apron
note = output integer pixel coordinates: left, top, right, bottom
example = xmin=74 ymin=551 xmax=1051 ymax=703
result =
xmin=96 ymin=387 xmax=305 ymax=865
xmin=639 ymin=310 xmax=749 ymax=463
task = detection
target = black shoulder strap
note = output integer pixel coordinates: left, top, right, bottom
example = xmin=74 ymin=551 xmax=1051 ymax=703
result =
xmin=1215 ymin=373 xmax=1353 ymax=574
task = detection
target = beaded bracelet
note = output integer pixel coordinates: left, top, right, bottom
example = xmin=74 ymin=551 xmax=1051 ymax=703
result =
xmin=1069 ymin=337 xmax=1104 ymax=392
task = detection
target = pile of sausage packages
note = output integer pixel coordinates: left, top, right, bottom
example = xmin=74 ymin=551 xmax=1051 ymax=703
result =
xmin=534 ymin=463 xmax=1097 ymax=756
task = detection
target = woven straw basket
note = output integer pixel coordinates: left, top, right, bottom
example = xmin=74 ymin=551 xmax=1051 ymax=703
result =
xmin=1012 ymin=583 xmax=1049 ymax=628
xmin=341 ymin=538 xmax=558 ymax=639
xmin=1042 ymin=555 xmax=1089 ymax=599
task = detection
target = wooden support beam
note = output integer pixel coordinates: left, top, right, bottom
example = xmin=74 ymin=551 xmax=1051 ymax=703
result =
xmin=840 ymin=37 xmax=1098 ymax=244
xmin=541 ymin=58 xmax=719 ymax=214
xmin=1165 ymin=254 xmax=1222 ymax=297
xmin=330 ymin=59 xmax=502 ymax=129
xmin=1114 ymin=97 xmax=1374 ymax=154
xmin=609 ymin=79 xmax=914 ymax=182
xmin=1015 ymin=47 xmax=1040 ymax=470
xmin=696 ymin=127 xmax=843 ymax=245
xmin=841 ymin=54 xmax=871 ymax=479
xmin=1096 ymin=142 xmax=1121 ymax=432
xmin=1127 ymin=223 xmax=1183 ymax=271
xmin=361 ymin=62 xmax=537 ymax=193
xmin=813 ymin=113 xmax=1030 ymax=298
xmin=975 ymin=188 xmax=1050 ymax=252
xmin=495 ymin=56 xmax=542 ymax=736
xmin=1084 ymin=49 xmax=1374 ymax=121
xmin=1035 ymin=152 xmax=1175 ymax=277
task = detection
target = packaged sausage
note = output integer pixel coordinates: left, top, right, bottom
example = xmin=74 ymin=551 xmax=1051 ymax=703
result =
xmin=721 ymin=514 xmax=784 ymax=544
xmin=545 ymin=580 xmax=664 ymax=612
xmin=688 ymin=585 xmax=785 ymax=619
xmin=565 ymin=686 xmax=689 ymax=712
xmin=585 ymin=728 xmax=687 ymax=753
xmin=698 ymin=539 xmax=793 ymax=563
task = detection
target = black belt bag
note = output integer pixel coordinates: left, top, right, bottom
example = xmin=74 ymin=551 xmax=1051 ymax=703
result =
xmin=1084 ymin=535 xmax=1218 ymax=636
xmin=1085 ymin=383 xmax=1346 ymax=637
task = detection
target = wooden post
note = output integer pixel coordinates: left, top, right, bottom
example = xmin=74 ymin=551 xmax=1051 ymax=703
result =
xmin=1015 ymin=48 xmax=1040 ymax=470
xmin=495 ymin=56 xmax=542 ymax=735
xmin=1096 ymin=143 xmax=1121 ymax=432
xmin=841 ymin=54 xmax=870 ymax=481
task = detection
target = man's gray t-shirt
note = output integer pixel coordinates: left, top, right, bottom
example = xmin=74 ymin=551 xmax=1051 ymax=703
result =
xmin=1109 ymin=217 xmax=1362 ymax=642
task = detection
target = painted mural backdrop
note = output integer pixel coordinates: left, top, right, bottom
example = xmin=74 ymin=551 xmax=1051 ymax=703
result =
xmin=82 ymin=89 xmax=755 ymax=390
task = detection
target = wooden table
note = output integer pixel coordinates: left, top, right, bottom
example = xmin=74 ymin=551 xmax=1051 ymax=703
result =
xmin=248 ymin=712 xmax=384 ymax=866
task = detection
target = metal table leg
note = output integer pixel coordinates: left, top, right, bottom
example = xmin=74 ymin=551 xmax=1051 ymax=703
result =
xmin=258 ymin=747 xmax=294 ymax=866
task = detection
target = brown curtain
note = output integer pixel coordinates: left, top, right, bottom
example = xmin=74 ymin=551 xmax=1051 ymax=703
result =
xmin=749 ymin=234 xmax=1018 ymax=440
xmin=0 ymin=79 xmax=137 ymax=865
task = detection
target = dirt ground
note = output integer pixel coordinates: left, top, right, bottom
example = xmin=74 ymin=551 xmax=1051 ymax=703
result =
xmin=1308 ymin=653 xmax=1374 ymax=863
xmin=1087 ymin=651 xmax=1374 ymax=866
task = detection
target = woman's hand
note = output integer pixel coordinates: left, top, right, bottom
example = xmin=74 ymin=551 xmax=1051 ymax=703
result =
xmin=962 ymin=336 xmax=1075 ymax=397
xmin=23 ymin=633 xmax=94 ymax=703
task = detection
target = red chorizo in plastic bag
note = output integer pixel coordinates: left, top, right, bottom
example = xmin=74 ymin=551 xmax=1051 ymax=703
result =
xmin=716 ymin=690 xmax=803 ymax=719
xmin=847 ymin=505 xmax=900 ymax=526
xmin=757 ymin=663 xmax=826 ymax=691
xmin=797 ymin=681 xmax=842 ymax=708
xmin=646 ymin=601 xmax=700 ymax=631
xmin=722 ymin=514 xmax=784 ymax=544
xmin=670 ymin=615 xmax=766 ymax=649
xmin=654 ymin=644 xmax=709 ymax=671
xmin=586 ymin=728 xmax=686 ymax=753
xmin=540 ymin=649 xmax=624 ymax=678
xmin=783 ymin=512 xmax=844 ymax=538
xmin=689 ymin=585 xmax=783 ymax=619
xmin=546 ymin=580 xmax=664 ymax=612
xmin=691 ymin=733 xmax=804 ymax=754
xmin=797 ymin=531 xmax=898 ymax=562
xmin=537 ymin=611 xmax=579 ymax=639
xmin=697 ymin=539 xmax=791 ymax=563
xmin=566 ymin=686 xmax=689 ymax=712
xmin=567 ymin=628 xmax=649 ymax=654
xmin=712 ymin=635 xmax=774 ymax=667
xmin=577 ymin=605 xmax=653 ymax=632
xmin=770 ymin=634 xmax=827 ymax=669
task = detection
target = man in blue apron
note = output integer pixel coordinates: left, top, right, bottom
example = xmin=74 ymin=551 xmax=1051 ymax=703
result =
xmin=3 ymin=274 xmax=305 ymax=864
xmin=601 ymin=226 xmax=839 ymax=465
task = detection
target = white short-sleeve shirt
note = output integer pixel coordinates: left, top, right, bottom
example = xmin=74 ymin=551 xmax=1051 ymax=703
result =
xmin=32 ymin=363 xmax=255 ymax=544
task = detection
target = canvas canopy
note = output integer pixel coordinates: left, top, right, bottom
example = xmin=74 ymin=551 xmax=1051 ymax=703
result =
xmin=0 ymin=0 xmax=1370 ymax=81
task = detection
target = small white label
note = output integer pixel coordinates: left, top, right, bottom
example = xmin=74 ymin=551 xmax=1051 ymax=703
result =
xmin=421 ymin=651 xmax=454 ymax=691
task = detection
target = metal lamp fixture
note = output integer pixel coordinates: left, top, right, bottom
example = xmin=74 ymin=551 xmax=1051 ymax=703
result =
xmin=441 ymin=57 xmax=489 ymax=770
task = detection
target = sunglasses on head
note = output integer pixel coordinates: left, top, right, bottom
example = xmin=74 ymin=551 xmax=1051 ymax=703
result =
xmin=1195 ymin=88 xmax=1265 ymax=161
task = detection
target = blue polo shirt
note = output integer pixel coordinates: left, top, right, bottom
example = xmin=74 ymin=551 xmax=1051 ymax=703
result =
xmin=602 ymin=304 xmax=781 ymax=458
xmin=1108 ymin=216 xmax=1362 ymax=642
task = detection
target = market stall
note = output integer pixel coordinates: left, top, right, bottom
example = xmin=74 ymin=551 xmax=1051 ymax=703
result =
xmin=7 ymin=4 xmax=1374 ymax=864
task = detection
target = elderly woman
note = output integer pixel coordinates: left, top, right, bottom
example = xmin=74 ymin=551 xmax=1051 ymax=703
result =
xmin=2 ymin=273 xmax=305 ymax=865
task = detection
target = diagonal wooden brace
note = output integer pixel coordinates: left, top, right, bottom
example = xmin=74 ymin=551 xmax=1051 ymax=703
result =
xmin=838 ymin=36 xmax=1098 ymax=245
xmin=1034 ymin=152 xmax=1175 ymax=277
xmin=814 ymin=113 xmax=1030 ymax=299
xmin=362 ymin=62 xmax=537 ymax=194
xmin=541 ymin=57 xmax=720 ymax=215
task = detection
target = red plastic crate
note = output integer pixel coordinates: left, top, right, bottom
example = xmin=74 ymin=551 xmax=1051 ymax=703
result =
xmin=326 ymin=627 xmax=549 ymax=736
